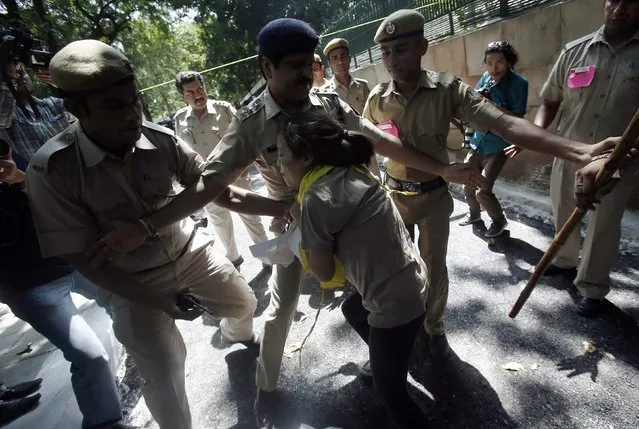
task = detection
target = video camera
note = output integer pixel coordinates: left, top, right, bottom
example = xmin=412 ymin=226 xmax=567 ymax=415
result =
xmin=1 ymin=28 xmax=52 ymax=71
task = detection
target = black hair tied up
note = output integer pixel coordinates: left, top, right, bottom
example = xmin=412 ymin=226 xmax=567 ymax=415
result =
xmin=283 ymin=111 xmax=374 ymax=167
xmin=484 ymin=41 xmax=519 ymax=68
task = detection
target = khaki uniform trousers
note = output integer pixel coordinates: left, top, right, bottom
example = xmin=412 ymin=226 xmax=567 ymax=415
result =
xmin=205 ymin=174 xmax=268 ymax=261
xmin=255 ymin=255 xmax=304 ymax=392
xmin=104 ymin=233 xmax=257 ymax=429
xmin=462 ymin=151 xmax=508 ymax=221
xmin=392 ymin=186 xmax=454 ymax=335
xmin=550 ymin=158 xmax=638 ymax=299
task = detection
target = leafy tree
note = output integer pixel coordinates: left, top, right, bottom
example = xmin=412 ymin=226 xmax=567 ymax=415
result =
xmin=192 ymin=0 xmax=352 ymax=104
xmin=120 ymin=18 xmax=207 ymax=121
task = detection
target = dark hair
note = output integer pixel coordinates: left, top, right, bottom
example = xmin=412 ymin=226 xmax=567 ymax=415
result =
xmin=484 ymin=41 xmax=519 ymax=68
xmin=283 ymin=111 xmax=374 ymax=167
xmin=257 ymin=49 xmax=284 ymax=80
xmin=175 ymin=71 xmax=204 ymax=93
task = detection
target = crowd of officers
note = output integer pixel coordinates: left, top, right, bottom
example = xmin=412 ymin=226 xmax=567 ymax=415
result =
xmin=0 ymin=1 xmax=637 ymax=428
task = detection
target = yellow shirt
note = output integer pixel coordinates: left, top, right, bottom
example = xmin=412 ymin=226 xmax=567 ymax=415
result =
xmin=363 ymin=70 xmax=503 ymax=183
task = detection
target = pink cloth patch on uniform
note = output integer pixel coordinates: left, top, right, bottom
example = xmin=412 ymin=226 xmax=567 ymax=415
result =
xmin=567 ymin=66 xmax=596 ymax=89
xmin=377 ymin=120 xmax=399 ymax=137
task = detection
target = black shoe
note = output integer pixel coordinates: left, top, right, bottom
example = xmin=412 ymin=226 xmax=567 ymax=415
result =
xmin=231 ymin=256 xmax=244 ymax=268
xmin=109 ymin=423 xmax=144 ymax=429
xmin=358 ymin=360 xmax=372 ymax=378
xmin=254 ymin=389 xmax=277 ymax=428
xmin=234 ymin=332 xmax=260 ymax=352
xmin=429 ymin=334 xmax=451 ymax=361
xmin=543 ymin=264 xmax=578 ymax=278
xmin=577 ymin=297 xmax=604 ymax=318
xmin=0 ymin=394 xmax=41 ymax=425
xmin=484 ymin=218 xmax=508 ymax=238
xmin=0 ymin=378 xmax=42 ymax=400
xmin=459 ymin=213 xmax=482 ymax=226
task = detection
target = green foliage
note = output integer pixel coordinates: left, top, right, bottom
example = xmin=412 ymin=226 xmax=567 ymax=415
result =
xmin=120 ymin=19 xmax=206 ymax=121
xmin=192 ymin=0 xmax=351 ymax=104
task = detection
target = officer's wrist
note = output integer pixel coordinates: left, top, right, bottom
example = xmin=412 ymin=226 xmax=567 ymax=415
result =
xmin=137 ymin=217 xmax=159 ymax=238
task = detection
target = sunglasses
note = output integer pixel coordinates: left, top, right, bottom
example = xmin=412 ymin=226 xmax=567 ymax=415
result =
xmin=487 ymin=41 xmax=511 ymax=49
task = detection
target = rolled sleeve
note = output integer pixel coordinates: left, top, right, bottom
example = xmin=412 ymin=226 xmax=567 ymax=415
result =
xmin=362 ymin=92 xmax=377 ymax=123
xmin=342 ymin=99 xmax=384 ymax=141
xmin=540 ymin=49 xmax=566 ymax=103
xmin=454 ymin=79 xmax=504 ymax=133
xmin=174 ymin=135 xmax=206 ymax=187
xmin=203 ymin=117 xmax=259 ymax=186
xmin=26 ymin=165 xmax=99 ymax=257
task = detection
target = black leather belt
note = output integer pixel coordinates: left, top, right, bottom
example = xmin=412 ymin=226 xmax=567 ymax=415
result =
xmin=384 ymin=174 xmax=446 ymax=194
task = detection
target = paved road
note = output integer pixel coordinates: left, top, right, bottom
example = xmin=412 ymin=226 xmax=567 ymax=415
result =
xmin=119 ymin=181 xmax=639 ymax=429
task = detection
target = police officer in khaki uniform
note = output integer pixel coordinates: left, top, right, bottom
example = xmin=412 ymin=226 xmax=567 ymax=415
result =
xmin=25 ymin=40 xmax=265 ymax=429
xmin=364 ymin=9 xmax=620 ymax=358
xmin=173 ymin=71 xmax=269 ymax=268
xmin=87 ymin=18 xmax=493 ymax=426
xmin=321 ymin=37 xmax=371 ymax=114
xmin=312 ymin=53 xmax=328 ymax=88
xmin=531 ymin=0 xmax=639 ymax=317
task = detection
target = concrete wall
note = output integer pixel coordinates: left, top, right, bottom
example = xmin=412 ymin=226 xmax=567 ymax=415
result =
xmin=352 ymin=0 xmax=639 ymax=210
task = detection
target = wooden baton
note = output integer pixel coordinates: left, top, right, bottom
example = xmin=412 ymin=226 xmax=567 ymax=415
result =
xmin=509 ymin=107 xmax=639 ymax=319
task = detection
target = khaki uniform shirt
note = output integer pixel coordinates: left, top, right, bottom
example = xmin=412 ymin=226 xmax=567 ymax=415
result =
xmin=27 ymin=121 xmax=205 ymax=273
xmin=541 ymin=26 xmax=639 ymax=144
xmin=300 ymin=167 xmax=427 ymax=328
xmin=174 ymin=99 xmax=236 ymax=159
xmin=363 ymin=70 xmax=503 ymax=183
xmin=203 ymin=88 xmax=385 ymax=202
xmin=319 ymin=75 xmax=371 ymax=114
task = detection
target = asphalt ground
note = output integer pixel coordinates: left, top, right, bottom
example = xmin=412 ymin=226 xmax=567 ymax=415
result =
xmin=120 ymin=179 xmax=639 ymax=429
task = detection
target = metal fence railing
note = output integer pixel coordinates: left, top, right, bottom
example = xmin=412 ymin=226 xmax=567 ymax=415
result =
xmin=321 ymin=0 xmax=562 ymax=70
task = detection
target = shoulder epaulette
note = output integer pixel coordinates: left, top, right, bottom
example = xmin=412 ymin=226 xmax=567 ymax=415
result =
xmin=30 ymin=131 xmax=75 ymax=173
xmin=564 ymin=31 xmax=597 ymax=52
xmin=369 ymin=82 xmax=388 ymax=96
xmin=210 ymin=99 xmax=235 ymax=110
xmin=237 ymin=97 xmax=265 ymax=122
xmin=143 ymin=120 xmax=174 ymax=136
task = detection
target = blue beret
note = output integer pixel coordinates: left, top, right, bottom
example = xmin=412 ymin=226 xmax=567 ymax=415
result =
xmin=257 ymin=18 xmax=319 ymax=57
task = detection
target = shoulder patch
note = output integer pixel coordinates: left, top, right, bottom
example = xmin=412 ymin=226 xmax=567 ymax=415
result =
xmin=143 ymin=120 xmax=174 ymax=136
xmin=30 ymin=132 xmax=76 ymax=173
xmin=237 ymin=97 xmax=265 ymax=122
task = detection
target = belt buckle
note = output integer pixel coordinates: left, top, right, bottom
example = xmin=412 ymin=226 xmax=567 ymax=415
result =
xmin=405 ymin=183 xmax=418 ymax=193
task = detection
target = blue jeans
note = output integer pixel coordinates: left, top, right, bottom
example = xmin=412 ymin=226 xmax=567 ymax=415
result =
xmin=6 ymin=271 xmax=122 ymax=428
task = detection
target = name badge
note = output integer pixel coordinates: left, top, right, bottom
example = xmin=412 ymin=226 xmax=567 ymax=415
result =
xmin=567 ymin=66 xmax=596 ymax=89
xmin=377 ymin=120 xmax=399 ymax=137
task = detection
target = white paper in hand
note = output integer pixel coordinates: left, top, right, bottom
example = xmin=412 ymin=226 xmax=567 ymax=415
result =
xmin=249 ymin=222 xmax=302 ymax=267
